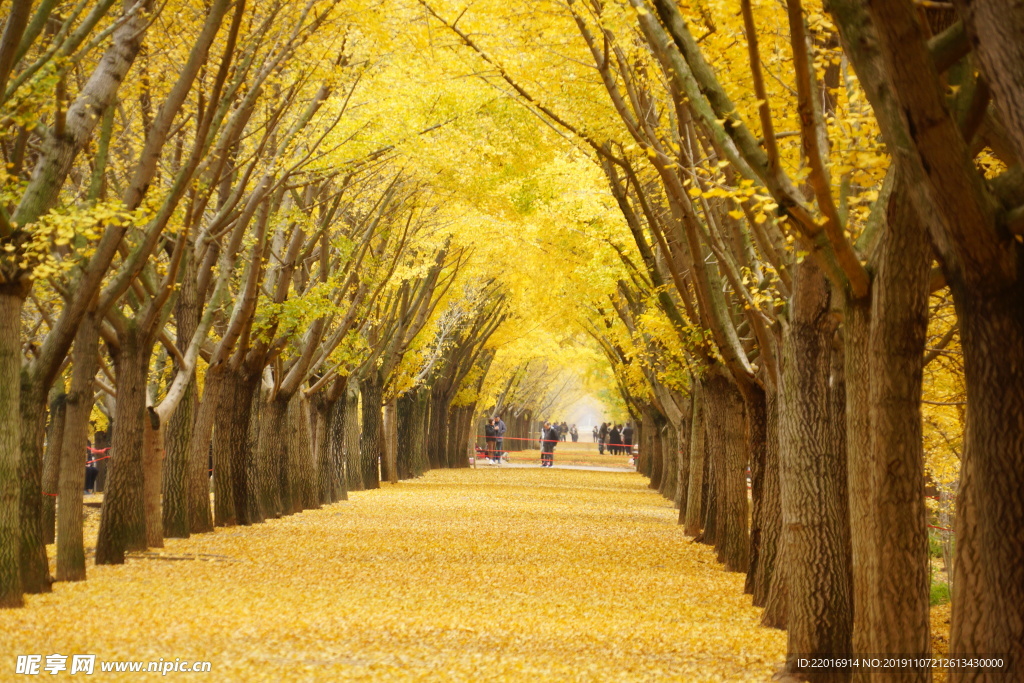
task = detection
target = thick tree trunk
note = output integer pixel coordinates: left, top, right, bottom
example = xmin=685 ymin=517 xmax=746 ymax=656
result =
xmin=327 ymin=392 xmax=348 ymax=501
xmin=868 ymin=187 xmax=932 ymax=678
xmin=42 ymin=394 xmax=67 ymax=545
xmin=779 ymin=260 xmax=852 ymax=681
xmin=659 ymin=421 xmax=678 ymax=501
xmin=745 ymin=383 xmax=768 ymax=597
xmin=142 ymin=407 xmax=164 ymax=548
xmin=56 ymin=312 xmax=100 ymax=582
xmin=411 ymin=388 xmax=429 ymax=477
xmin=759 ymin=386 xmax=786 ymax=628
xmin=18 ymin=377 xmax=51 ymax=593
xmin=382 ymin=398 xmax=398 ymax=483
xmin=676 ymin=400 xmax=691 ymax=514
xmin=222 ymin=368 xmax=258 ymax=526
xmin=844 ymin=296 xmax=876 ymax=663
xmin=96 ymin=323 xmax=152 ymax=564
xmin=396 ymin=393 xmax=414 ymax=480
xmin=162 ymin=377 xmax=196 ymax=538
xmin=210 ymin=377 xmax=235 ymax=526
xmin=704 ymin=371 xmax=749 ymax=573
xmin=359 ymin=372 xmax=383 ymax=488
xmin=344 ymin=379 xmax=362 ymax=491
xmin=643 ymin=405 xmax=664 ymax=489
xmin=311 ymin=393 xmax=334 ymax=505
xmin=684 ymin=380 xmax=706 ymax=536
xmin=287 ymin=393 xmax=315 ymax=512
xmin=186 ymin=378 xmax=215 ymax=534
xmin=254 ymin=396 xmax=288 ymax=521
xmin=949 ymin=286 xmax=1024 ymax=677
xmin=427 ymin=384 xmax=448 ymax=470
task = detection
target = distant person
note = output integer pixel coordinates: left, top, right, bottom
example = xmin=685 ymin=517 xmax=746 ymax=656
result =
xmin=570 ymin=424 xmax=578 ymax=442
xmin=609 ymin=424 xmax=622 ymax=455
xmin=485 ymin=419 xmax=498 ymax=462
xmin=541 ymin=421 xmax=557 ymax=467
xmin=622 ymin=422 xmax=634 ymax=454
xmin=598 ymin=422 xmax=609 ymax=455
xmin=84 ymin=442 xmax=99 ymax=494
xmin=493 ymin=414 xmax=506 ymax=459
xmin=592 ymin=426 xmax=599 ymax=442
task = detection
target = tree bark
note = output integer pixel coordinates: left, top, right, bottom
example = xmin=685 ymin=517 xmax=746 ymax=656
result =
xmin=56 ymin=313 xmax=99 ymax=582
xmin=684 ymin=380 xmax=706 ymax=536
xmin=868 ymin=181 xmax=932 ymax=679
xmin=222 ymin=368 xmax=258 ymax=526
xmin=42 ymin=393 xmax=67 ymax=545
xmin=254 ymin=396 xmax=287 ymax=520
xmin=142 ymin=406 xmax=164 ymax=548
xmin=950 ymin=286 xmax=1024 ymax=676
xmin=359 ymin=371 xmax=383 ymax=488
xmin=344 ymin=378 xmax=362 ymax=491
xmin=780 ymin=259 xmax=852 ymax=680
xmin=96 ymin=322 xmax=152 ymax=564
xmin=382 ymin=398 xmax=398 ymax=483
xmin=759 ymin=385 xmax=786 ymax=628
xmin=162 ymin=376 xmax=195 ymax=538
xmin=745 ymin=382 xmax=768 ymax=597
xmin=703 ymin=370 xmax=749 ymax=573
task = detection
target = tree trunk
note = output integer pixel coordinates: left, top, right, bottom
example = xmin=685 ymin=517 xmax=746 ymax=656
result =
xmin=396 ymin=392 xmax=414 ymax=480
xmin=96 ymin=323 xmax=152 ymax=564
xmin=254 ymin=396 xmax=288 ymax=520
xmin=868 ymin=186 xmax=932 ymax=678
xmin=56 ymin=312 xmax=100 ymax=582
xmin=382 ymin=398 xmax=398 ymax=483
xmin=760 ymin=386 xmax=787 ymax=628
xmin=659 ymin=421 xmax=678 ymax=501
xmin=359 ymin=371 xmax=383 ymax=489
xmin=427 ymin=383 xmax=448 ymax=469
xmin=328 ymin=391 xmax=348 ymax=501
xmin=42 ymin=394 xmax=67 ymax=545
xmin=344 ymin=378 xmax=362 ymax=491
xmin=410 ymin=388 xmax=429 ymax=477
xmin=210 ymin=376 xmax=235 ymax=526
xmin=745 ymin=382 xmax=768 ymax=596
xmin=949 ymin=285 xmax=1024 ymax=676
xmin=186 ymin=376 xmax=216 ymax=534
xmin=704 ymin=371 xmax=749 ymax=573
xmin=142 ymin=406 xmax=164 ymax=548
xmin=676 ymin=402 xmax=691 ymax=514
xmin=844 ymin=296 xmax=876 ymax=663
xmin=779 ymin=260 xmax=852 ymax=680
xmin=222 ymin=368 xmax=258 ymax=526
xmin=287 ymin=392 xmax=315 ymax=512
xmin=684 ymin=380 xmax=706 ymax=536
xmin=18 ymin=374 xmax=51 ymax=593
xmin=162 ymin=376 xmax=196 ymax=538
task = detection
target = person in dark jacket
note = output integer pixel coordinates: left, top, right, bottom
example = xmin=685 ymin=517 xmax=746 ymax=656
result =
xmin=541 ymin=421 xmax=557 ymax=467
xmin=622 ymin=423 xmax=634 ymax=454
xmin=485 ymin=419 xmax=498 ymax=462
xmin=598 ymin=422 xmax=609 ymax=455
xmin=609 ymin=425 xmax=622 ymax=455
xmin=493 ymin=415 xmax=506 ymax=460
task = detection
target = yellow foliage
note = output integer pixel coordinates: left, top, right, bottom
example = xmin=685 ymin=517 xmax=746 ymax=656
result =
xmin=10 ymin=469 xmax=786 ymax=681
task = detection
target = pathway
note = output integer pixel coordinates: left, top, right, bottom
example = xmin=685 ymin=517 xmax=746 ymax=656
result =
xmin=1 ymin=468 xmax=785 ymax=681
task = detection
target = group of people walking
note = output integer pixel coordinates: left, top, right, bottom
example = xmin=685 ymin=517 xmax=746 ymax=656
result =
xmin=594 ymin=422 xmax=633 ymax=455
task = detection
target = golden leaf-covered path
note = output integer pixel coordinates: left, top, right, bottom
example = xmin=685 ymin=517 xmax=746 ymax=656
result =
xmin=2 ymin=469 xmax=784 ymax=680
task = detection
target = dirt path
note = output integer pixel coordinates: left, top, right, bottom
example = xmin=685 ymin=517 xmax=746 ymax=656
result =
xmin=1 ymin=468 xmax=784 ymax=681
